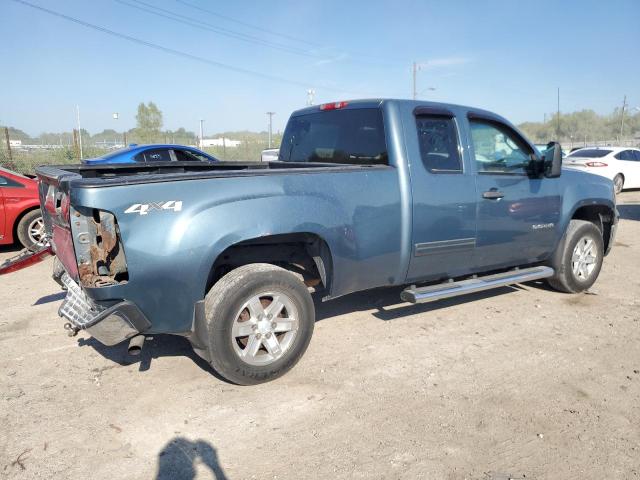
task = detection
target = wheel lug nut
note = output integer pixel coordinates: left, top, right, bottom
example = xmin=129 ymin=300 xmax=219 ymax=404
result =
xmin=266 ymin=332 xmax=271 ymax=338
xmin=256 ymin=333 xmax=261 ymax=339
xmin=271 ymin=322 xmax=277 ymax=329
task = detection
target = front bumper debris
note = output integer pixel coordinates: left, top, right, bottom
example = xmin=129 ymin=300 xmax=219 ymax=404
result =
xmin=58 ymin=273 xmax=151 ymax=346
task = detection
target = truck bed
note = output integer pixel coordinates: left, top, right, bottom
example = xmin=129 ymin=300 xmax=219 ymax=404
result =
xmin=36 ymin=161 xmax=382 ymax=188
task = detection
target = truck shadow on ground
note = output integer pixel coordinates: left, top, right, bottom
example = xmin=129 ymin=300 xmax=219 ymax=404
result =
xmin=618 ymin=203 xmax=640 ymax=221
xmin=76 ymin=334 xmax=225 ymax=379
xmin=76 ymin=281 xmax=539 ymax=377
xmin=315 ymin=283 xmax=526 ymax=322
xmin=155 ymin=437 xmax=228 ymax=480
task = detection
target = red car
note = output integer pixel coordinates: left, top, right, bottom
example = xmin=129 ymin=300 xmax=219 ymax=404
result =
xmin=0 ymin=167 xmax=45 ymax=250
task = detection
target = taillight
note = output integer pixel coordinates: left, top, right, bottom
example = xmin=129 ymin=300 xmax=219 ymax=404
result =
xmin=59 ymin=193 xmax=70 ymax=221
xmin=585 ymin=161 xmax=608 ymax=167
xmin=320 ymin=101 xmax=349 ymax=111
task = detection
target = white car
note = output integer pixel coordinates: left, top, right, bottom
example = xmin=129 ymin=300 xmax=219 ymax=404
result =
xmin=261 ymin=148 xmax=279 ymax=162
xmin=564 ymin=147 xmax=640 ymax=193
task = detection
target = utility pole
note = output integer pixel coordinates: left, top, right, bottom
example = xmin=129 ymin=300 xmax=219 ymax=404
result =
xmin=76 ymin=105 xmax=83 ymax=160
xmin=266 ymin=112 xmax=275 ymax=148
xmin=72 ymin=129 xmax=80 ymax=161
xmin=306 ymin=89 xmax=315 ymax=106
xmin=556 ymin=88 xmax=560 ymax=139
xmin=199 ymin=119 xmax=204 ymax=149
xmin=619 ymin=95 xmax=627 ymax=141
xmin=3 ymin=127 xmax=12 ymax=162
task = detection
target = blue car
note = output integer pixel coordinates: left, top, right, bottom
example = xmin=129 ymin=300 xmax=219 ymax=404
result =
xmin=82 ymin=144 xmax=218 ymax=165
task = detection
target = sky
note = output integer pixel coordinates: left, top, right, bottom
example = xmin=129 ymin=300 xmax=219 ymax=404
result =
xmin=1 ymin=0 xmax=639 ymax=136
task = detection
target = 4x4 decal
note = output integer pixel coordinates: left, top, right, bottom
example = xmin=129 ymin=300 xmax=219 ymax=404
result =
xmin=124 ymin=201 xmax=183 ymax=216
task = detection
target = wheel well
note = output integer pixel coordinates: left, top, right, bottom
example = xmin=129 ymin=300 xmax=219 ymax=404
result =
xmin=572 ymin=205 xmax=615 ymax=252
xmin=12 ymin=206 xmax=40 ymax=242
xmin=206 ymin=233 xmax=333 ymax=295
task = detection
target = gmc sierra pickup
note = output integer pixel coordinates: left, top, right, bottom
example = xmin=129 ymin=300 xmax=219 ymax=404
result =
xmin=34 ymin=99 xmax=617 ymax=385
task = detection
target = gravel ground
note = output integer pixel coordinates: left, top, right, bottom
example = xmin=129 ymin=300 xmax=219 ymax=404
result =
xmin=1 ymin=192 xmax=639 ymax=480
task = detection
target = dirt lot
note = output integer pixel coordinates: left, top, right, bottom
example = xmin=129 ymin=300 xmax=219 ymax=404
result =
xmin=1 ymin=192 xmax=639 ymax=480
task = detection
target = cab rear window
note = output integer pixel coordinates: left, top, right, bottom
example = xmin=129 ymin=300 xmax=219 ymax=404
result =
xmin=279 ymin=108 xmax=388 ymax=165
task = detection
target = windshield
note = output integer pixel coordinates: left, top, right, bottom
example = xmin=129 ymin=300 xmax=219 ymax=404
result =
xmin=567 ymin=149 xmax=612 ymax=158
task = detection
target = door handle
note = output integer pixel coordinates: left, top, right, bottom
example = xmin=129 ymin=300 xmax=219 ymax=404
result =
xmin=482 ymin=190 xmax=504 ymax=200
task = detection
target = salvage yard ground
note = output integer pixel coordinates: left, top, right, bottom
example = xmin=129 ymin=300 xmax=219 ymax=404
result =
xmin=1 ymin=192 xmax=639 ymax=480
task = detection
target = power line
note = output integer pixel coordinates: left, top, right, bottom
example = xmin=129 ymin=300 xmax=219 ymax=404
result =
xmin=174 ymin=0 xmax=320 ymax=48
xmin=115 ymin=0 xmax=322 ymax=59
xmin=122 ymin=0 xmax=402 ymax=68
xmin=9 ymin=0 xmax=361 ymax=94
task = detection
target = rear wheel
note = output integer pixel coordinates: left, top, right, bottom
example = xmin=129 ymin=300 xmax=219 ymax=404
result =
xmin=613 ymin=174 xmax=624 ymax=194
xmin=546 ymin=219 xmax=604 ymax=293
xmin=16 ymin=209 xmax=45 ymax=251
xmin=204 ymin=263 xmax=315 ymax=385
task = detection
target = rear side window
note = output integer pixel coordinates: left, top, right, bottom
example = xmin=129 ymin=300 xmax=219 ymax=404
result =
xmin=614 ymin=150 xmax=635 ymax=161
xmin=136 ymin=149 xmax=172 ymax=162
xmin=0 ymin=175 xmax=23 ymax=187
xmin=279 ymin=108 xmax=387 ymax=165
xmin=568 ymin=149 xmax=611 ymax=158
xmin=415 ymin=116 xmax=462 ymax=172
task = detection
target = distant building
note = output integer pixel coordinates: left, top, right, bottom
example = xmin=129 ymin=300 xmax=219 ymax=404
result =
xmin=2 ymin=139 xmax=22 ymax=147
xmin=201 ymin=138 xmax=242 ymax=148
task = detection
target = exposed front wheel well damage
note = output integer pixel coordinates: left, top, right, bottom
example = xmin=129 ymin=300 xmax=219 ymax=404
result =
xmin=206 ymin=233 xmax=333 ymax=296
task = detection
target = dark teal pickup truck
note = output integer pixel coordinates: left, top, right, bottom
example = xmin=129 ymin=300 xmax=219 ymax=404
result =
xmin=33 ymin=99 xmax=617 ymax=385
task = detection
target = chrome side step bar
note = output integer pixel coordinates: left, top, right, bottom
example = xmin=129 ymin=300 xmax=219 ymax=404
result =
xmin=400 ymin=266 xmax=554 ymax=304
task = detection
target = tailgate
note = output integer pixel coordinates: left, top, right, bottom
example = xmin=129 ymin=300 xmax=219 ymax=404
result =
xmin=36 ymin=166 xmax=81 ymax=279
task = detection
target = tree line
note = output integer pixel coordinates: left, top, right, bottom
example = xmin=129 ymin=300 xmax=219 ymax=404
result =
xmin=518 ymin=107 xmax=640 ymax=144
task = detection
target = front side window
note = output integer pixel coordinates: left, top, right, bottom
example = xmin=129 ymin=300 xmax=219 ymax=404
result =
xmin=469 ymin=120 xmax=532 ymax=174
xmin=415 ymin=116 xmax=462 ymax=172
xmin=174 ymin=149 xmax=211 ymax=162
xmin=279 ymin=108 xmax=387 ymax=165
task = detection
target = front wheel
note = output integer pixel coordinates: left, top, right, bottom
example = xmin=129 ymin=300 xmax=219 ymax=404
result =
xmin=204 ymin=263 xmax=315 ymax=385
xmin=546 ymin=219 xmax=604 ymax=293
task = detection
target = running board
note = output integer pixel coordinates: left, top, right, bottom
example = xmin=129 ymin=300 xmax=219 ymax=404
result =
xmin=400 ymin=266 xmax=554 ymax=304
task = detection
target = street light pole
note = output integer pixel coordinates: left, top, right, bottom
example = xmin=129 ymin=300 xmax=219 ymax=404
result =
xmin=412 ymin=61 xmax=429 ymax=100
xmin=266 ymin=112 xmax=275 ymax=148
xmin=199 ymin=119 xmax=204 ymax=149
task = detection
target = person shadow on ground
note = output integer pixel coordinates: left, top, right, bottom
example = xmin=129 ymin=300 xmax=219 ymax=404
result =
xmin=156 ymin=437 xmax=228 ymax=480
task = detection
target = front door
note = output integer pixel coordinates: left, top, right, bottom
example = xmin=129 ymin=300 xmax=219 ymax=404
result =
xmin=406 ymin=109 xmax=477 ymax=282
xmin=467 ymin=116 xmax=561 ymax=270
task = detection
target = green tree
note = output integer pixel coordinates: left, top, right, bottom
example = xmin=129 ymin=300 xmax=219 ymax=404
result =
xmin=135 ymin=102 xmax=163 ymax=143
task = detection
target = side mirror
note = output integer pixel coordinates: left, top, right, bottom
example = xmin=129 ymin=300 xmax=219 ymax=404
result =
xmin=543 ymin=141 xmax=562 ymax=178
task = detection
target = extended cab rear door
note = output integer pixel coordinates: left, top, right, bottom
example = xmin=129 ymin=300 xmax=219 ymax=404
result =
xmin=404 ymin=106 xmax=478 ymax=282
xmin=464 ymin=111 xmax=561 ymax=270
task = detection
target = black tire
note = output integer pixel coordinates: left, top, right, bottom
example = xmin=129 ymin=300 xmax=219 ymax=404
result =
xmin=546 ymin=219 xmax=604 ymax=293
xmin=16 ymin=209 xmax=45 ymax=251
xmin=613 ymin=174 xmax=624 ymax=194
xmin=204 ymin=263 xmax=315 ymax=385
